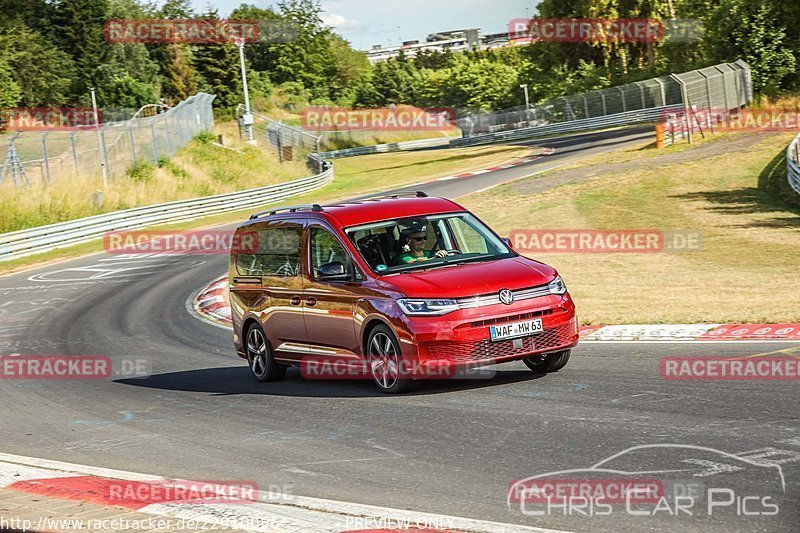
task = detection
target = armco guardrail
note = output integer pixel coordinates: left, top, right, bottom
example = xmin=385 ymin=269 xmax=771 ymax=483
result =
xmin=451 ymin=106 xmax=682 ymax=147
xmin=319 ymin=136 xmax=458 ymax=159
xmin=0 ymin=163 xmax=333 ymax=261
xmin=788 ymin=134 xmax=800 ymax=195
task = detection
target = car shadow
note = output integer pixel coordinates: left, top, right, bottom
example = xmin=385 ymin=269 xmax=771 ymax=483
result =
xmin=115 ymin=365 xmax=548 ymax=398
xmin=670 ymin=150 xmax=800 ymax=228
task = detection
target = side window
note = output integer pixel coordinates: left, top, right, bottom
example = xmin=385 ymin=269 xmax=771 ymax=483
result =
xmin=235 ymin=225 xmax=302 ymax=277
xmin=310 ymin=227 xmax=356 ymax=279
xmin=449 ymin=217 xmax=488 ymax=254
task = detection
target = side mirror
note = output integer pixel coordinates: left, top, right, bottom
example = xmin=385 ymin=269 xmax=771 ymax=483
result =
xmin=317 ymin=261 xmax=349 ymax=281
xmin=502 ymin=237 xmax=513 ymax=250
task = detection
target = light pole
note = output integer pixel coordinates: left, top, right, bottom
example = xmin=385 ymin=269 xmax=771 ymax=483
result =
xmin=520 ymin=84 xmax=530 ymax=110
xmin=90 ymin=87 xmax=109 ymax=188
xmin=237 ymin=40 xmax=256 ymax=144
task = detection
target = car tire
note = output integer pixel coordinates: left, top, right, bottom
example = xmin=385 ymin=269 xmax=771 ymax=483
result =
xmin=245 ymin=322 xmax=286 ymax=382
xmin=366 ymin=324 xmax=417 ymax=394
xmin=523 ymin=349 xmax=571 ymax=374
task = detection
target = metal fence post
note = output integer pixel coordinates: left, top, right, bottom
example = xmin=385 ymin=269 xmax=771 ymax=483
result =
xmin=150 ymin=121 xmax=159 ymax=162
xmin=70 ymin=131 xmax=78 ymax=174
xmin=99 ymin=126 xmax=111 ymax=181
xmin=698 ymin=71 xmax=715 ymax=134
xmin=600 ymin=92 xmax=608 ymax=116
xmin=41 ymin=131 xmax=51 ymax=183
xmin=671 ymin=74 xmax=692 ymax=144
xmin=163 ymin=114 xmax=174 ymax=155
xmin=714 ymin=66 xmax=731 ymax=113
xmin=655 ymin=79 xmax=667 ymax=106
xmin=128 ymin=125 xmax=137 ymax=161
xmin=618 ymin=87 xmax=626 ymax=112
xmin=635 ymin=82 xmax=646 ymax=109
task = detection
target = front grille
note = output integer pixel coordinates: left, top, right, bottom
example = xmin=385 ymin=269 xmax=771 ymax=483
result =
xmin=426 ymin=321 xmax=576 ymax=363
xmin=456 ymin=284 xmax=551 ymax=309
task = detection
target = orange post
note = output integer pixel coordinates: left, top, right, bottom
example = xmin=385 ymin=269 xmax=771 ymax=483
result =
xmin=655 ymin=123 xmax=665 ymax=149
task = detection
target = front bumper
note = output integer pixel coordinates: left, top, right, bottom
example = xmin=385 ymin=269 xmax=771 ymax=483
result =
xmin=397 ymin=293 xmax=578 ymax=367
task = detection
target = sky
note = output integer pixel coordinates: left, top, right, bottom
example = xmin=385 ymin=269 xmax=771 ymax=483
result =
xmin=185 ymin=0 xmax=532 ymax=50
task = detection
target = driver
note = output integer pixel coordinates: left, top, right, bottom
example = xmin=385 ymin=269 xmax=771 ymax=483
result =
xmin=399 ymin=228 xmax=448 ymax=264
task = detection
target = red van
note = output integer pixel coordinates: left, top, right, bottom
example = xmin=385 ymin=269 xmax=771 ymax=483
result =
xmin=229 ymin=192 xmax=578 ymax=393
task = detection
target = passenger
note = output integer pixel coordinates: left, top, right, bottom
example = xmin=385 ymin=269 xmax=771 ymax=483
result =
xmin=399 ymin=229 xmax=448 ymax=264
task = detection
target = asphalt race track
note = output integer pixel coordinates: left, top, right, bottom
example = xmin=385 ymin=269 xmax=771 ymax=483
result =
xmin=1 ymin=127 xmax=798 ymax=533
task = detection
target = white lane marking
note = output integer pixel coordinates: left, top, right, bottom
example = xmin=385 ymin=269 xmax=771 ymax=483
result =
xmin=470 ymin=165 xmax=565 ymax=195
xmin=0 ymin=453 xmax=567 ymax=533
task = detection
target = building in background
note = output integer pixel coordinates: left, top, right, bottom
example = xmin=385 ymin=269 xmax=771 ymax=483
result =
xmin=365 ymin=27 xmax=524 ymax=63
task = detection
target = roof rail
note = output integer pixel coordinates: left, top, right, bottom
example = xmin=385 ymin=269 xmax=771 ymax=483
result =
xmin=369 ymin=191 xmax=429 ymax=201
xmin=249 ymin=204 xmax=323 ymax=220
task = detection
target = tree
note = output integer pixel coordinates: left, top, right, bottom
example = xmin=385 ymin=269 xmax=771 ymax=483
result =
xmin=161 ymin=44 xmax=199 ymax=103
xmin=366 ymin=53 xmax=420 ymax=105
xmin=53 ymin=0 xmax=110 ymax=98
xmin=1 ymin=24 xmax=76 ymax=106
xmin=709 ymin=0 xmax=795 ymax=94
xmin=193 ymin=9 xmax=243 ymax=110
xmin=0 ymin=60 xmax=21 ymax=108
xmin=324 ymin=34 xmax=371 ymax=105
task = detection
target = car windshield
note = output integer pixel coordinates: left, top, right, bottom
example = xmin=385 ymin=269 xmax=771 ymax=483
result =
xmin=345 ymin=212 xmax=513 ymax=274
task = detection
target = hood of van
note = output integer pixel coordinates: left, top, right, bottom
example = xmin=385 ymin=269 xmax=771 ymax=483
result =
xmin=377 ymin=256 xmax=556 ymax=298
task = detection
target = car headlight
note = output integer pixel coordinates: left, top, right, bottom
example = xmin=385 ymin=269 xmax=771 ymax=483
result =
xmin=397 ymin=298 xmax=460 ymax=316
xmin=548 ymin=275 xmax=567 ymax=295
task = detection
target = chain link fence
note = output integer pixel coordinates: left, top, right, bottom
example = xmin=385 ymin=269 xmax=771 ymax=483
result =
xmin=458 ymin=60 xmax=752 ymax=138
xmin=238 ymin=107 xmax=325 ymax=173
xmin=0 ymin=93 xmax=216 ymax=188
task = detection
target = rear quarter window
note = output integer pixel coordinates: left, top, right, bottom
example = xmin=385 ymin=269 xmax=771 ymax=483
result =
xmin=235 ymin=225 xmax=302 ymax=277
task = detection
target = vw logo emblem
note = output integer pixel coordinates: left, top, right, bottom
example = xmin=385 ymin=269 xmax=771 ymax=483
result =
xmin=499 ymin=289 xmax=514 ymax=305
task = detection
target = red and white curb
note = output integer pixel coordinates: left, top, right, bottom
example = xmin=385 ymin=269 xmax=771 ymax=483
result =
xmin=435 ymin=149 xmax=555 ymax=181
xmin=191 ymin=276 xmax=231 ymax=328
xmin=190 ymin=279 xmax=799 ymax=343
xmin=0 ymin=453 xmax=562 ymax=533
xmin=579 ymin=324 xmax=800 ymax=342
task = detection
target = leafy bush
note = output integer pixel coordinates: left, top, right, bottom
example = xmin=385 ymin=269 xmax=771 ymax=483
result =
xmin=127 ymin=161 xmax=155 ymax=183
xmin=194 ymin=130 xmax=216 ymax=144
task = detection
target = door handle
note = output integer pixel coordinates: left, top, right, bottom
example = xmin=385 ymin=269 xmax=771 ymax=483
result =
xmin=233 ymin=276 xmax=261 ymax=285
xmin=290 ymin=296 xmax=302 ymax=306
xmin=305 ymin=297 xmax=317 ymax=307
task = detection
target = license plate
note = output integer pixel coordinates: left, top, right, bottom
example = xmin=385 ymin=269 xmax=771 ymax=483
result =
xmin=490 ymin=319 xmax=543 ymax=342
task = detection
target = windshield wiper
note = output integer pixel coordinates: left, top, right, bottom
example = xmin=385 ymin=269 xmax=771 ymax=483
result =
xmin=384 ymin=254 xmax=506 ymax=274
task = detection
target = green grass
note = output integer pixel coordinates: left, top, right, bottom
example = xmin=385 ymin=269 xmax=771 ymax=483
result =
xmin=0 ymin=125 xmax=310 ymax=233
xmin=459 ymin=132 xmax=800 ymax=324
